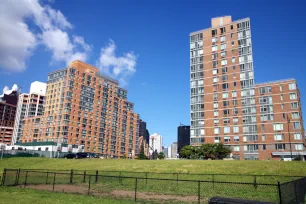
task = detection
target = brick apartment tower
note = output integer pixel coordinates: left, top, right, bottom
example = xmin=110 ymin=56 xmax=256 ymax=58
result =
xmin=21 ymin=61 xmax=139 ymax=158
xmin=190 ymin=16 xmax=305 ymax=160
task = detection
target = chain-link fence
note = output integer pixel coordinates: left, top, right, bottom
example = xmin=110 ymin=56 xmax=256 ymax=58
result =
xmin=1 ymin=168 xmax=305 ymax=204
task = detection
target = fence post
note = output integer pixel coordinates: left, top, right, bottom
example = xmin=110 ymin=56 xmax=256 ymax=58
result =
xmin=198 ymin=180 xmax=201 ymax=204
xmin=24 ymin=171 xmax=28 ymax=188
xmin=70 ymin=169 xmax=73 ymax=184
xmin=277 ymin=181 xmax=282 ymax=204
xmin=212 ymin=174 xmax=215 ymax=189
xmin=134 ymin=178 xmax=138 ymax=202
xmin=294 ymin=179 xmax=298 ymax=203
xmin=46 ymin=171 xmax=49 ymax=184
xmin=88 ymin=175 xmax=91 ymax=195
xmin=145 ymin=172 xmax=148 ymax=185
xmin=95 ymin=170 xmax=98 ymax=183
xmin=15 ymin=168 xmax=20 ymax=185
xmin=52 ymin=173 xmax=56 ymax=191
xmin=119 ymin=171 xmax=121 ymax=184
xmin=253 ymin=175 xmax=257 ymax=190
xmin=83 ymin=170 xmax=86 ymax=183
xmin=2 ymin=168 xmax=7 ymax=186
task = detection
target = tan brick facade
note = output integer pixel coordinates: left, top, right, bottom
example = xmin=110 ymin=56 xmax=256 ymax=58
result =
xmin=190 ymin=16 xmax=305 ymax=160
xmin=22 ymin=61 xmax=139 ymax=158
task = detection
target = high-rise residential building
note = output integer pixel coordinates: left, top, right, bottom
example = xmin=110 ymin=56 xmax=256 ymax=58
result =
xmin=0 ymin=85 xmax=19 ymax=145
xmin=190 ymin=16 xmax=305 ymax=160
xmin=149 ymin=133 xmax=162 ymax=153
xmin=177 ymin=125 xmax=190 ymax=155
xmin=21 ymin=60 xmax=139 ymax=159
xmin=12 ymin=81 xmax=46 ymax=144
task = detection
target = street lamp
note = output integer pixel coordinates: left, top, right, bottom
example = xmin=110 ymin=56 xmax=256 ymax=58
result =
xmin=287 ymin=114 xmax=293 ymax=160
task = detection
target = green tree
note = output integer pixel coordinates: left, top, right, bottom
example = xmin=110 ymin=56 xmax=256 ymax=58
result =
xmin=179 ymin=145 xmax=198 ymax=159
xmin=138 ymin=152 xmax=147 ymax=160
xmin=200 ymin=143 xmax=231 ymax=160
xmin=157 ymin=152 xmax=165 ymax=160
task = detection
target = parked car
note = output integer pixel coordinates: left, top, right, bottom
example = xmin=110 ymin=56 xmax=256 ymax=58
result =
xmin=75 ymin=152 xmax=94 ymax=159
xmin=64 ymin=153 xmax=76 ymax=159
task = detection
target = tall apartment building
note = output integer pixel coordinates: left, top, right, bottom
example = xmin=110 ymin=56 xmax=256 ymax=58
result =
xmin=149 ymin=133 xmax=162 ymax=153
xmin=0 ymin=85 xmax=19 ymax=145
xmin=21 ymin=61 xmax=139 ymax=158
xmin=12 ymin=81 xmax=46 ymax=144
xmin=190 ymin=16 xmax=305 ymax=160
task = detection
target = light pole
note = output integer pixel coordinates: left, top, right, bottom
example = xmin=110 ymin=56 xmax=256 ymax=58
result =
xmin=287 ymin=114 xmax=293 ymax=160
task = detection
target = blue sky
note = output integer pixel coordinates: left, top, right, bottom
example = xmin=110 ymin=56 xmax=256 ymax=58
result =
xmin=0 ymin=0 xmax=305 ymax=147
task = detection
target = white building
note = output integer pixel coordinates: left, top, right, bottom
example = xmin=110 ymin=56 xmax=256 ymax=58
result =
xmin=12 ymin=81 xmax=46 ymax=144
xmin=149 ymin=133 xmax=162 ymax=153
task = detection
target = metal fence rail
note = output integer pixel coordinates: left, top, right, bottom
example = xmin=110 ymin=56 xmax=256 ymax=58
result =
xmin=18 ymin=168 xmax=303 ymax=184
xmin=1 ymin=168 xmax=305 ymax=204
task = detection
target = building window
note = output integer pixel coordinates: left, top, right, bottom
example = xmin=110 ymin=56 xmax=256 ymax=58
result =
xmin=274 ymin=134 xmax=284 ymax=141
xmin=280 ymin=85 xmax=283 ymax=92
xmin=293 ymin=122 xmax=301 ymax=130
xmin=281 ymin=104 xmax=284 ymax=110
xmin=214 ymin=110 xmax=219 ymax=117
xmin=273 ymin=123 xmax=284 ymax=131
xmin=233 ymin=117 xmax=238 ymax=124
xmin=262 ymin=135 xmax=266 ymax=141
xmin=213 ymin=77 xmax=219 ymax=83
xmin=292 ymin=112 xmax=300 ymax=119
xmin=222 ymin=75 xmax=228 ymax=81
xmin=224 ymin=126 xmax=230 ymax=134
xmin=223 ymin=109 xmax=229 ymax=116
xmin=214 ymin=127 xmax=220 ymax=134
xmin=234 ymin=136 xmax=239 ymax=142
xmin=223 ymin=101 xmax=229 ymax=107
xmin=212 ymin=45 xmax=218 ymax=52
xmin=232 ymin=108 xmax=238 ymax=115
xmin=214 ymin=137 xmax=220 ymax=143
xmin=222 ymin=67 xmax=228 ymax=74
xmin=221 ymin=59 xmax=227 ymax=66
xmin=259 ymin=86 xmax=272 ymax=94
xmin=275 ymin=144 xmax=286 ymax=150
xmin=294 ymin=133 xmax=301 ymax=140
xmin=213 ymin=69 xmax=218 ymax=75
xmin=280 ymin=94 xmax=283 ymax=101
xmin=289 ymin=83 xmax=296 ymax=90
xmin=214 ymin=102 xmax=218 ymax=108
xmin=291 ymin=102 xmax=299 ymax=109
xmin=233 ymin=73 xmax=236 ymax=78
xmin=222 ymin=83 xmax=228 ymax=90
xmin=220 ymin=44 xmax=227 ymax=50
xmin=233 ymin=126 xmax=239 ymax=133
xmin=214 ymin=119 xmax=219 ymax=125
xmin=263 ymin=144 xmax=266 ymax=150
xmin=295 ymin=144 xmax=303 ymax=150
xmin=221 ymin=51 xmax=227 ymax=58
xmin=212 ymin=29 xmax=217 ymax=37
xmin=222 ymin=92 xmax=228 ymax=99
xmin=289 ymin=93 xmax=297 ymax=100
xmin=232 ymin=99 xmax=237 ymax=106
xmin=220 ymin=36 xmax=226 ymax=42
xmin=233 ymin=82 xmax=236 ymax=87
xmin=213 ymin=93 xmax=218 ymax=100
xmin=224 ymin=136 xmax=230 ymax=142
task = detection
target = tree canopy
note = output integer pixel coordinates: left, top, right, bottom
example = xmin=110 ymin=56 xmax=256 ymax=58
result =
xmin=179 ymin=143 xmax=231 ymax=160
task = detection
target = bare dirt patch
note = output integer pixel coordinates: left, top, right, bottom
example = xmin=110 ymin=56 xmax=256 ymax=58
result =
xmin=17 ymin=184 xmax=208 ymax=203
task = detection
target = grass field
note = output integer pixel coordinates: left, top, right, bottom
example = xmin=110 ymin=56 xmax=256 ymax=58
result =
xmin=1 ymin=158 xmax=305 ymax=203
xmin=0 ymin=187 xmax=134 ymax=204
xmin=1 ymin=157 xmax=306 ymax=175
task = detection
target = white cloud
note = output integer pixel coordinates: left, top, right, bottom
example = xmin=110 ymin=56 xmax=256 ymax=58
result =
xmin=98 ymin=40 xmax=137 ymax=87
xmin=0 ymin=0 xmax=91 ymax=71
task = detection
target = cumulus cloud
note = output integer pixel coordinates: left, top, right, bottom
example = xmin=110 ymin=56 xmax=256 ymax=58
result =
xmin=0 ymin=0 xmax=91 ymax=71
xmin=98 ymin=40 xmax=137 ymax=86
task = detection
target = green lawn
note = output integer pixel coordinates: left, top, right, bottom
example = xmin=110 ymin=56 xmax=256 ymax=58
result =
xmin=1 ymin=157 xmax=306 ymax=175
xmin=1 ymin=158 xmax=305 ymax=203
xmin=0 ymin=187 xmax=135 ymax=204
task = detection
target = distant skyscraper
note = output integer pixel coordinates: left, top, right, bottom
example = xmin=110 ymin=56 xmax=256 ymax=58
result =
xmin=171 ymin=142 xmax=178 ymax=158
xmin=177 ymin=125 xmax=190 ymax=155
xmin=12 ymin=81 xmax=46 ymax=144
xmin=149 ymin=133 xmax=162 ymax=153
xmin=190 ymin=16 xmax=305 ymax=160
